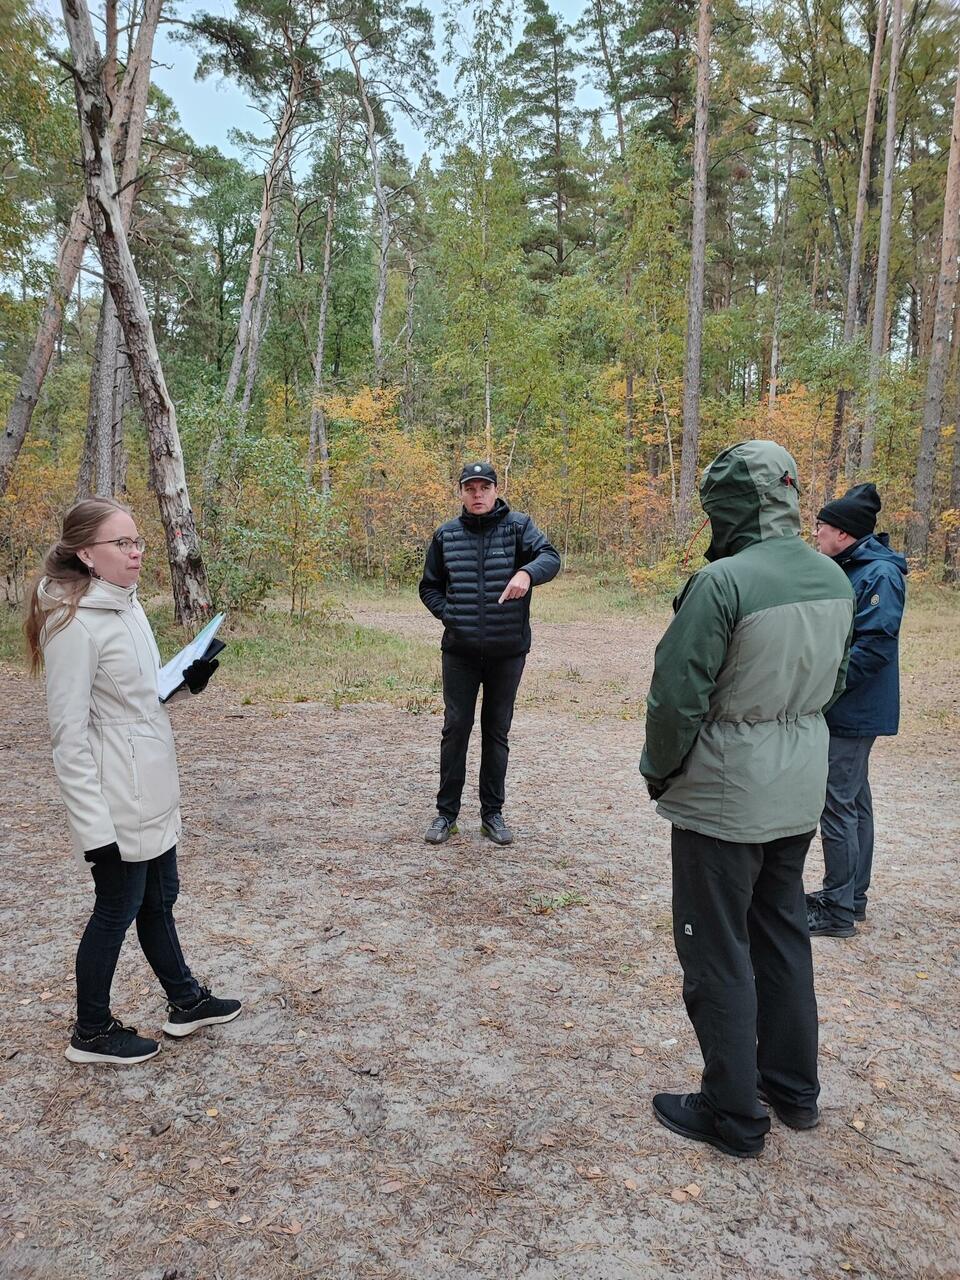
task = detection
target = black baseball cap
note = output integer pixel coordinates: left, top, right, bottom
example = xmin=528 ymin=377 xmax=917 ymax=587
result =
xmin=458 ymin=461 xmax=498 ymax=486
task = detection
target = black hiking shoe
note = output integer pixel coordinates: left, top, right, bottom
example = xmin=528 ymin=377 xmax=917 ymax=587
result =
xmin=65 ymin=1018 xmax=160 ymax=1066
xmin=807 ymin=907 xmax=856 ymax=938
xmin=424 ymin=815 xmax=458 ymax=844
xmin=480 ymin=813 xmax=513 ymax=846
xmin=854 ymin=905 xmax=867 ymax=922
xmin=163 ymin=986 xmax=242 ymax=1038
xmin=652 ymin=1091 xmax=764 ymax=1158
xmin=757 ymin=1084 xmax=820 ymax=1130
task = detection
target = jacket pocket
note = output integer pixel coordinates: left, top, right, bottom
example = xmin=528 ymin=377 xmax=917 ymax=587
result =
xmin=129 ymin=726 xmax=181 ymax=823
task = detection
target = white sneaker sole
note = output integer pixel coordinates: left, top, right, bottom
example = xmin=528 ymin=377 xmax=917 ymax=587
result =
xmin=64 ymin=1043 xmax=160 ymax=1065
xmin=162 ymin=1006 xmax=242 ymax=1038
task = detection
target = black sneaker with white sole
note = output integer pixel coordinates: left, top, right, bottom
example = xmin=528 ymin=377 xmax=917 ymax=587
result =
xmin=65 ymin=1018 xmax=160 ymax=1065
xmin=163 ymin=986 xmax=242 ymax=1038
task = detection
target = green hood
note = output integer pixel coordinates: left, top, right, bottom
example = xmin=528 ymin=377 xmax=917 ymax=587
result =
xmin=699 ymin=439 xmax=801 ymax=561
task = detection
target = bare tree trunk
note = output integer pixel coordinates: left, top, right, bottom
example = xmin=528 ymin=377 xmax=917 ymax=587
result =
xmin=308 ymin=125 xmax=343 ymax=496
xmin=224 ymin=60 xmax=302 ymax=404
xmin=343 ymin=38 xmax=390 ymax=386
xmin=768 ymin=136 xmax=794 ymax=412
xmin=402 ymin=244 xmax=418 ymax=428
xmin=906 ymin=47 xmax=960 ymax=561
xmin=861 ymin=0 xmax=903 ymax=473
xmin=0 ymin=0 xmax=161 ymax=498
xmin=239 ymin=227 xmax=276 ymax=421
xmin=837 ymin=0 xmax=888 ymax=477
xmin=61 ymin=0 xmax=210 ymax=624
xmin=678 ymin=0 xmax=711 ymax=533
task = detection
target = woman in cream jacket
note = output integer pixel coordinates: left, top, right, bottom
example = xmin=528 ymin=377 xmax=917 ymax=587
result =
xmin=26 ymin=498 xmax=240 ymax=1065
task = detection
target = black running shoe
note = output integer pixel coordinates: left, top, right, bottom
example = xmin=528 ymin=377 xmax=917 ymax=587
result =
xmin=163 ymin=986 xmax=242 ymax=1038
xmin=807 ymin=907 xmax=856 ymax=938
xmin=652 ymin=1091 xmax=764 ymax=1158
xmin=757 ymin=1084 xmax=821 ymax=1130
xmin=480 ymin=813 xmax=513 ymax=846
xmin=65 ymin=1018 xmax=160 ymax=1065
xmin=424 ymin=815 xmax=458 ymax=844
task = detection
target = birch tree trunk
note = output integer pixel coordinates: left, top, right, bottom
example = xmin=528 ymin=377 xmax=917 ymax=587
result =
xmin=905 ymin=47 xmax=960 ymax=561
xmin=61 ymin=0 xmax=211 ymax=624
xmin=861 ymin=0 xmax=903 ymax=473
xmin=223 ymin=59 xmax=302 ymax=404
xmin=0 ymin=0 xmax=161 ymax=498
xmin=307 ymin=118 xmax=344 ymax=495
xmin=677 ymin=0 xmax=711 ymax=534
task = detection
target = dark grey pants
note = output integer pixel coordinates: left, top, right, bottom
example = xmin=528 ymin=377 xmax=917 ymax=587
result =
xmin=817 ymin=735 xmax=876 ymax=923
xmin=671 ymin=826 xmax=820 ymax=1148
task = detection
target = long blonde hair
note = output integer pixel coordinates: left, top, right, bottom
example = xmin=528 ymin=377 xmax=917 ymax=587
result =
xmin=24 ymin=498 xmax=133 ymax=675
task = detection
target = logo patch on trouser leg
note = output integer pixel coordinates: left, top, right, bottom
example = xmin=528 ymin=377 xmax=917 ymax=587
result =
xmin=684 ymin=923 xmax=693 ymax=936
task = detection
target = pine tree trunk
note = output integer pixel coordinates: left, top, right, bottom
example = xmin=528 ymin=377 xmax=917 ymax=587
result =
xmin=861 ymin=0 xmax=903 ymax=473
xmin=905 ymin=47 xmax=960 ymax=561
xmin=61 ymin=0 xmax=210 ymax=624
xmin=678 ymin=0 xmax=711 ymax=533
xmin=239 ymin=227 xmax=276 ymax=420
xmin=223 ymin=62 xmax=301 ymax=404
xmin=308 ymin=127 xmax=342 ymax=495
xmin=836 ymin=0 xmax=888 ymax=477
xmin=343 ymin=39 xmax=390 ymax=386
xmin=0 ymin=0 xmax=160 ymax=498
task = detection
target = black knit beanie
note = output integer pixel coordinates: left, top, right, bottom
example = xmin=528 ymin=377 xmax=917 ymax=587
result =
xmin=817 ymin=483 xmax=881 ymax=539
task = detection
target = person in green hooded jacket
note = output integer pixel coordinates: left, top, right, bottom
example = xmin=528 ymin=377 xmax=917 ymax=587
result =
xmin=640 ymin=440 xmax=854 ymax=1158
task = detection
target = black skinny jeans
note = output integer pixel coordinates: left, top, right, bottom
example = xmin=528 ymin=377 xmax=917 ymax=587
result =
xmin=671 ymin=826 xmax=820 ymax=1148
xmin=436 ymin=651 xmax=526 ymax=821
xmin=75 ymin=845 xmax=200 ymax=1033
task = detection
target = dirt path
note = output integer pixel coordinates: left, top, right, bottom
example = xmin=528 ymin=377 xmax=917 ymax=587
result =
xmin=1 ymin=602 xmax=958 ymax=1280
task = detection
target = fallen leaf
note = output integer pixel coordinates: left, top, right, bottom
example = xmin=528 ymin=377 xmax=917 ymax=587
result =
xmin=839 ymin=1265 xmax=854 ymax=1273
xmin=684 ymin=1183 xmax=702 ymax=1198
xmin=670 ymin=1188 xmax=689 ymax=1203
xmin=18 ymin=999 xmax=31 ymax=1006
xmin=380 ymin=1180 xmax=403 ymax=1193
xmin=916 ymin=972 xmax=929 ymax=980
xmin=219 ymin=1156 xmax=237 ymax=1165
xmin=623 ymin=1178 xmax=638 ymax=1191
xmin=238 ymin=1215 xmax=252 ymax=1225
xmin=577 ymin=1165 xmax=603 ymax=1180
xmin=562 ymin=1020 xmax=574 ymax=1029
xmin=358 ymin=943 xmax=378 ymax=953
xmin=286 ymin=1220 xmax=303 ymax=1235
xmin=630 ymin=1046 xmax=645 ymax=1056
xmin=851 ymin=1118 xmax=865 ymax=1132
xmin=540 ymin=1135 xmax=557 ymax=1148
xmin=873 ymin=1079 xmax=888 ymax=1091
xmin=39 ymin=991 xmax=54 ymax=1001
xmin=952 ymin=1072 xmax=960 ymax=1083
xmin=489 ymin=982 xmax=501 ymax=990
xmin=205 ymin=1108 xmax=219 ymax=1118
xmin=207 ymin=1199 xmax=221 ymax=1209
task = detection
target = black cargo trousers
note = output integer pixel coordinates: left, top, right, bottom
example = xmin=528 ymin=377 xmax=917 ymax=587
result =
xmin=436 ymin=650 xmax=526 ymax=823
xmin=670 ymin=825 xmax=820 ymax=1148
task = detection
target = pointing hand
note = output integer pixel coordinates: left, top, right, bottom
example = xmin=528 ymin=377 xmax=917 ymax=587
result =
xmin=498 ymin=570 xmax=532 ymax=604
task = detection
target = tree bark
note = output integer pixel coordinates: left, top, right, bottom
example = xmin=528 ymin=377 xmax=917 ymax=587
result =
xmin=343 ymin=38 xmax=390 ymax=386
xmin=836 ymin=0 xmax=888 ymax=478
xmin=61 ymin=0 xmax=210 ymax=624
xmin=861 ymin=0 xmax=903 ymax=473
xmin=905 ymin=47 xmax=960 ymax=561
xmin=239 ymin=225 xmax=276 ymax=421
xmin=223 ymin=58 xmax=302 ymax=404
xmin=768 ymin=136 xmax=793 ymax=413
xmin=678 ymin=0 xmax=711 ymax=534
xmin=0 ymin=0 xmax=161 ymax=498
xmin=307 ymin=121 xmax=344 ymax=496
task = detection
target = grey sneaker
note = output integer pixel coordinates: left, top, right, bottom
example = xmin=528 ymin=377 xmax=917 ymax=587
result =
xmin=65 ymin=1018 xmax=160 ymax=1065
xmin=480 ymin=813 xmax=513 ymax=845
xmin=425 ymin=815 xmax=458 ymax=844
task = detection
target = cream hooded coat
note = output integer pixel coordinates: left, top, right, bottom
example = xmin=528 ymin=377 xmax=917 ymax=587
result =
xmin=40 ymin=577 xmax=182 ymax=863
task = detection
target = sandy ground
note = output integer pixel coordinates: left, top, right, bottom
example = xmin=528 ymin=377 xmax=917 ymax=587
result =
xmin=1 ymin=600 xmax=958 ymax=1280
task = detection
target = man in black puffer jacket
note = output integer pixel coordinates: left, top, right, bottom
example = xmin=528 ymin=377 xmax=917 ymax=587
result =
xmin=419 ymin=461 xmax=561 ymax=846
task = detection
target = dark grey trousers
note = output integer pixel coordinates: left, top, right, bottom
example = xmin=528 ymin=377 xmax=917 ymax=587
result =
xmin=671 ymin=826 xmax=820 ymax=1148
xmin=817 ymin=734 xmax=876 ymax=923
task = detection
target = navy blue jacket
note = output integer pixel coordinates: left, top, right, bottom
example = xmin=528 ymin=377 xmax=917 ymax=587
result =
xmin=419 ymin=499 xmax=561 ymax=658
xmin=825 ymin=533 xmax=907 ymax=738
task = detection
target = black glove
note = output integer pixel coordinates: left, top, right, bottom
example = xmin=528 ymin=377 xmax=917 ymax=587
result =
xmin=646 ymin=781 xmax=667 ymax=801
xmin=183 ymin=657 xmax=219 ymax=694
xmin=84 ymin=841 xmax=121 ymax=864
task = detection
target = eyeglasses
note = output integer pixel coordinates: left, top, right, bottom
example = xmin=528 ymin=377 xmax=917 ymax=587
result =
xmin=91 ymin=537 xmax=147 ymax=555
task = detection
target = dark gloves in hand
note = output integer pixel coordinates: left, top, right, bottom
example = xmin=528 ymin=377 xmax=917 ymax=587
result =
xmin=84 ymin=841 xmax=121 ymax=864
xmin=183 ymin=657 xmax=219 ymax=694
xmin=646 ymin=781 xmax=667 ymax=801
